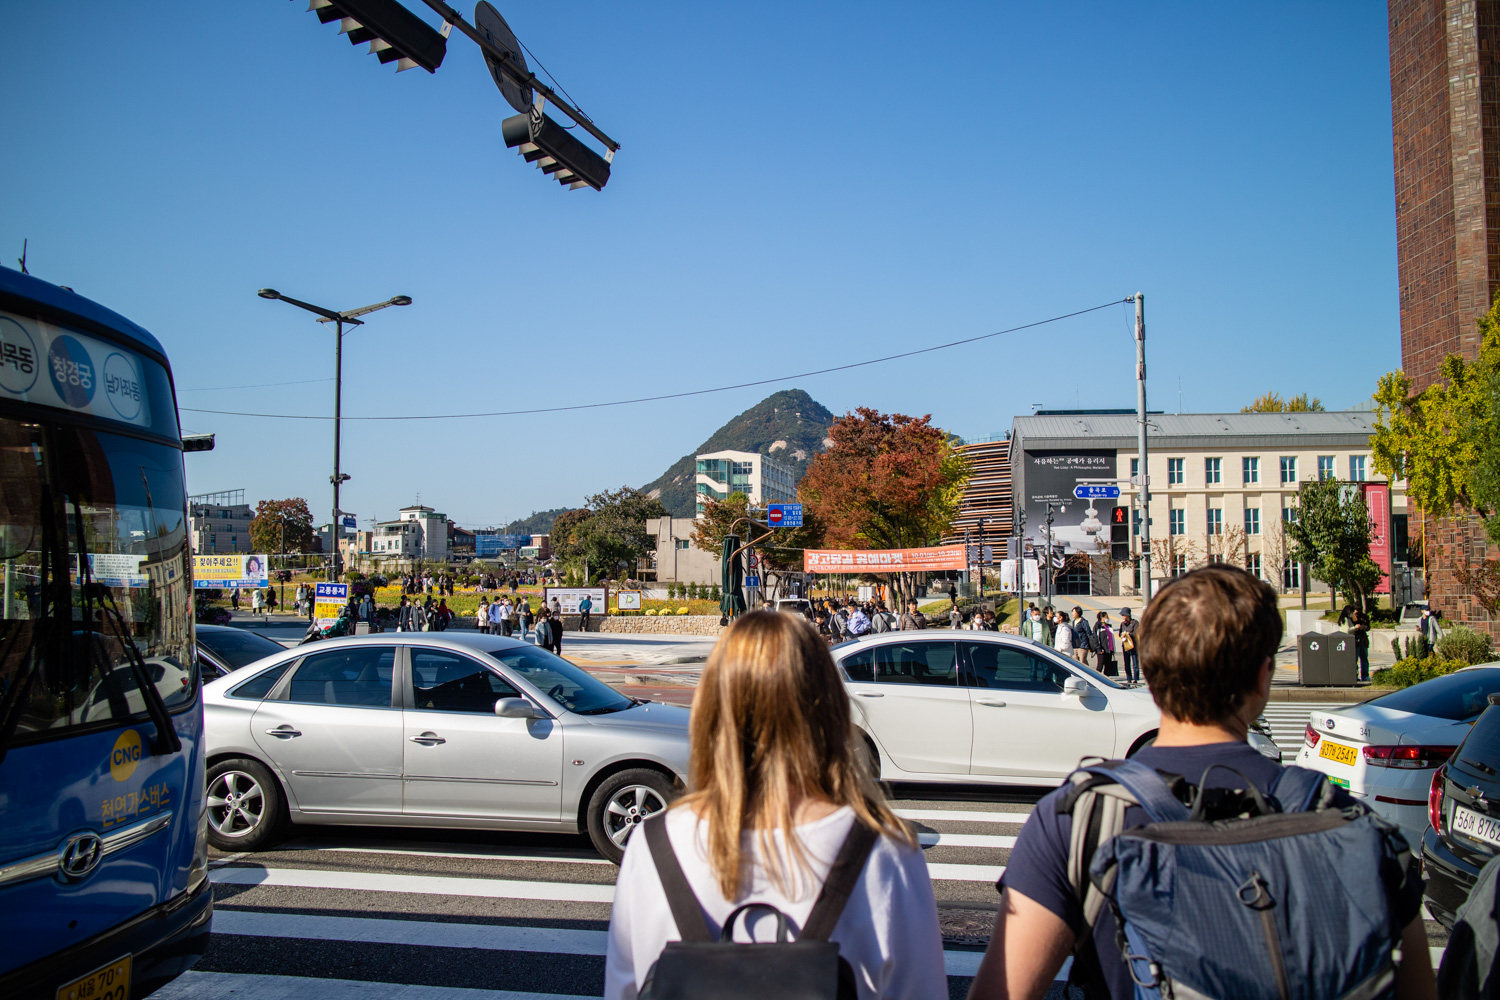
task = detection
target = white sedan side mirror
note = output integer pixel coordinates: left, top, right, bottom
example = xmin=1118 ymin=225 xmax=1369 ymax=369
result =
xmin=495 ymin=697 xmax=536 ymax=719
xmin=1063 ymin=677 xmax=1091 ymax=698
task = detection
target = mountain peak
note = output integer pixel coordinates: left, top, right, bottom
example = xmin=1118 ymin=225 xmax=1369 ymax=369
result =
xmin=642 ymin=389 xmax=836 ymax=517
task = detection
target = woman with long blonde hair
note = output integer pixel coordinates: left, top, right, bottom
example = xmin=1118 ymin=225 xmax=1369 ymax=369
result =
xmin=605 ymin=610 xmax=946 ymax=1000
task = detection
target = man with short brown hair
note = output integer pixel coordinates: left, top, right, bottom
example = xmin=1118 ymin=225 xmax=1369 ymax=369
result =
xmin=967 ymin=565 xmax=1434 ymax=1000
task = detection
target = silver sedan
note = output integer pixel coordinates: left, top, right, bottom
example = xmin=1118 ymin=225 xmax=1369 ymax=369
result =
xmin=202 ymin=632 xmax=689 ymax=862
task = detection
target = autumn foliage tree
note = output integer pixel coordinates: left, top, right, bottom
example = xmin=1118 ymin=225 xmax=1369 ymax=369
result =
xmin=692 ymin=491 xmax=826 ymax=599
xmin=249 ymin=498 xmax=314 ymax=555
xmin=798 ymin=408 xmax=970 ymax=602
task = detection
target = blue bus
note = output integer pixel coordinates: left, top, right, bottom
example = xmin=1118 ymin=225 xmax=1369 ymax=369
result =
xmin=0 ymin=266 xmax=211 ymax=999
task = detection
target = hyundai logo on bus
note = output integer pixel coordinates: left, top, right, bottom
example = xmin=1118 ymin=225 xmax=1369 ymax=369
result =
xmin=767 ymin=503 xmax=802 ymax=527
xmin=58 ymin=832 xmax=103 ymax=880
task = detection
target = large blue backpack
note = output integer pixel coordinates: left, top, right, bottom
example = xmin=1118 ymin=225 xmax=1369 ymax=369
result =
xmin=1060 ymin=759 xmax=1413 ymax=1000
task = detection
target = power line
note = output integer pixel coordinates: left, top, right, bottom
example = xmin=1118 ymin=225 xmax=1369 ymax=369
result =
xmin=181 ymin=298 xmax=1130 ymax=422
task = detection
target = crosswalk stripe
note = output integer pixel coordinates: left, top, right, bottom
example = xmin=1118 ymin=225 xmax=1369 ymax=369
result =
xmin=211 ymin=866 xmax=618 ymax=903
xmin=918 ymin=832 xmax=1016 ymax=849
xmin=212 ymin=909 xmax=991 ymax=977
xmin=896 ymin=809 xmax=1033 ymax=825
xmin=285 ymin=844 xmax=613 ymax=866
xmin=153 ymin=971 xmax=595 ymax=1000
xmin=927 ymin=862 xmax=1004 ymax=882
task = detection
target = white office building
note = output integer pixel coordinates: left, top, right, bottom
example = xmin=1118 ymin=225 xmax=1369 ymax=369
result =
xmin=188 ymin=490 xmax=253 ymax=554
xmin=694 ymin=450 xmax=798 ymax=517
xmin=371 ymin=505 xmax=451 ymax=564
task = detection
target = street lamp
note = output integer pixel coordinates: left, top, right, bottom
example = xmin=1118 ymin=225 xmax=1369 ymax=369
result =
xmin=256 ymin=288 xmax=412 ymax=582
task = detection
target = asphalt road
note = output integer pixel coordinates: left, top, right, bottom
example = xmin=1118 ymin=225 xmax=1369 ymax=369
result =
xmin=155 ymin=789 xmax=1051 ymax=1000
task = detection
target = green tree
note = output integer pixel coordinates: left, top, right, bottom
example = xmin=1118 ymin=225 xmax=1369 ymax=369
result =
xmin=1285 ymin=478 xmax=1384 ymax=610
xmin=1242 ymin=391 xmax=1325 ymax=413
xmin=550 ymin=488 xmax=666 ymax=583
xmin=249 ymin=498 xmax=314 ymax=556
xmin=690 ymin=491 xmax=827 ymax=575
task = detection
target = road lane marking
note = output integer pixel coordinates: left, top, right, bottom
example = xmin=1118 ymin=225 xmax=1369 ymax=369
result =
xmin=927 ymin=862 xmax=1005 ymax=882
xmin=151 ymin=971 xmax=595 ymax=1000
xmin=211 ymin=866 xmax=617 ymax=903
xmin=212 ymin=910 xmax=996 ymax=976
xmin=281 ymin=844 xmax=613 ymax=866
xmin=896 ymin=809 xmax=1034 ymax=825
xmin=917 ymin=832 xmax=1017 ymax=849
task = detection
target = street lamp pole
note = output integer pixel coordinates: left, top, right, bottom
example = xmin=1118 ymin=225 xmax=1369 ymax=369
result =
xmin=257 ymin=289 xmax=412 ymax=583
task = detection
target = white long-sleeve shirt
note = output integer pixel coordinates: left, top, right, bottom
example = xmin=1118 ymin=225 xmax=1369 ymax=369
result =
xmin=1054 ymin=620 xmax=1074 ymax=653
xmin=605 ymin=805 xmax=946 ymax=1000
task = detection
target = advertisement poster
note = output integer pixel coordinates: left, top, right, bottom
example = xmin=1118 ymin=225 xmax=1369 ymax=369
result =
xmin=314 ymin=582 xmax=349 ymax=627
xmin=1022 ymin=450 xmax=1118 ymax=557
xmin=193 ymin=553 xmax=270 ymax=589
xmin=544 ymin=587 xmax=607 ymax=615
xmin=803 ymin=545 xmax=966 ymax=573
xmin=76 ymin=553 xmax=149 ymax=589
xmin=1362 ymin=482 xmax=1392 ymax=595
xmin=617 ymin=591 xmax=642 ymax=611
xmin=998 ymin=559 xmax=1042 ymax=593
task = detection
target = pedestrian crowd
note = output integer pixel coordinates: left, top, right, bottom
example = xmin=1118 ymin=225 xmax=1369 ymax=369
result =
xmin=603 ymin=567 xmax=1444 ymax=1000
xmin=806 ymin=596 xmax=1001 ymax=643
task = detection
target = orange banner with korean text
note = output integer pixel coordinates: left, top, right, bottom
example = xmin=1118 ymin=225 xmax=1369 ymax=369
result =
xmin=803 ymin=545 xmax=967 ymax=573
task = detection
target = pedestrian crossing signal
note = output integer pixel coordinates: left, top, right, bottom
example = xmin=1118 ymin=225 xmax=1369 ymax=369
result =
xmin=1110 ymin=506 xmax=1129 ymax=561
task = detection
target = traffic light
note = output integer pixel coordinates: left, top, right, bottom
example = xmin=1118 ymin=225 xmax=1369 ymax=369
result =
xmin=1110 ymin=506 xmax=1129 ymax=561
xmin=502 ymin=107 xmax=612 ymax=191
xmin=303 ymin=0 xmax=448 ymax=74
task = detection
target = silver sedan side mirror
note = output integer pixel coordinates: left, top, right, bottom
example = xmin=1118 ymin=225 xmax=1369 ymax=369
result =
xmin=495 ymin=698 xmax=536 ymax=719
xmin=1063 ymin=677 xmax=1090 ymax=698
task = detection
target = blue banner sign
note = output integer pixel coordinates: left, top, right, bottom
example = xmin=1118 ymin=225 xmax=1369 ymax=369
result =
xmin=475 ymin=533 xmax=531 ymax=556
xmin=767 ymin=503 xmax=802 ymax=528
xmin=1073 ymin=485 xmax=1120 ymax=500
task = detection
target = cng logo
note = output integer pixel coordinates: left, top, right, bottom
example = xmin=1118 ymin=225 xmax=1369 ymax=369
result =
xmin=110 ymin=729 xmax=142 ymax=781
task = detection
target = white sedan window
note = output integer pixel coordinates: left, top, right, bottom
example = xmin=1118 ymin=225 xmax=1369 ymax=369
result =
xmin=843 ymin=642 xmax=958 ymax=686
xmin=961 ymin=642 xmax=1070 ymax=693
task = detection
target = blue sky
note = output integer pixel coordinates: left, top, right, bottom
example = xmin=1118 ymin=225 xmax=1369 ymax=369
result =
xmin=0 ymin=3 xmax=1398 ymax=528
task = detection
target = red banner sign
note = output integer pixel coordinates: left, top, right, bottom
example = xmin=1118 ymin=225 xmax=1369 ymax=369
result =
xmin=803 ymin=545 xmax=967 ymax=573
xmin=1362 ymin=482 xmax=1391 ymax=594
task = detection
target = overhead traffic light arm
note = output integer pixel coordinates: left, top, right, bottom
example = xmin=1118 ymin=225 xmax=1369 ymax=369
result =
xmin=415 ymin=0 xmax=620 ymax=155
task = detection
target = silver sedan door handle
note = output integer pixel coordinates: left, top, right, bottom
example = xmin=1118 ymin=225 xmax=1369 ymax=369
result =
xmin=977 ymin=700 xmax=1007 ymax=707
xmin=409 ymin=732 xmax=446 ymax=746
xmin=855 ymin=692 xmax=884 ymax=698
xmin=264 ymin=726 xmax=301 ymax=738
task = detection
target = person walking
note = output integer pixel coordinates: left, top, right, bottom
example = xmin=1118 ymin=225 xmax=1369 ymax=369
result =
xmin=1093 ymin=611 xmax=1117 ymax=677
xmin=264 ymin=587 xmax=278 ymax=615
xmin=551 ymin=596 xmax=563 ymax=619
xmin=1052 ymin=609 xmax=1074 ymax=657
xmin=251 ymin=587 xmax=264 ymax=616
xmin=477 ymin=598 xmax=491 ymax=634
xmin=1351 ymin=606 xmax=1371 ymax=682
xmin=847 ymin=602 xmax=871 ymax=637
xmin=396 ymin=596 xmax=415 ymax=633
xmin=499 ymin=596 xmax=514 ymax=638
xmin=359 ymin=592 xmax=375 ymax=630
xmin=488 ymin=597 xmax=504 ymax=636
xmin=1020 ymin=607 xmax=1043 ymax=642
xmin=413 ymin=599 xmax=429 ymax=633
xmin=579 ymin=594 xmax=594 ymax=632
xmin=434 ymin=599 xmax=451 ymax=632
xmin=518 ymin=598 xmax=533 ymax=641
xmin=899 ymin=599 xmax=928 ymax=631
xmin=948 ymin=579 xmax=959 ymax=610
xmin=1117 ymin=607 xmax=1140 ymax=685
xmin=965 ymin=566 xmax=1434 ymax=1000
xmin=604 ymin=610 xmax=947 ymax=1000
xmin=546 ymin=609 xmax=563 ymax=655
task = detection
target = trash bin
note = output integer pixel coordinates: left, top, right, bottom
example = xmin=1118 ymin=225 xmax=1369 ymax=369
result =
xmin=1326 ymin=631 xmax=1357 ymax=686
xmin=1298 ymin=632 xmax=1330 ymax=686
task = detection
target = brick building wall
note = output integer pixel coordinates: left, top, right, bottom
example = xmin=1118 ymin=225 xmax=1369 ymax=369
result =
xmin=1390 ymin=0 xmax=1500 ymax=634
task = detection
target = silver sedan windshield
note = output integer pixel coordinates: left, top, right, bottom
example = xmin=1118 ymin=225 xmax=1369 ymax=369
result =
xmin=486 ymin=646 xmax=633 ymax=715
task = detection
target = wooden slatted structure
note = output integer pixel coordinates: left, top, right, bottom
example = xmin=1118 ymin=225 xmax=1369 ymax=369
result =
xmin=943 ymin=437 xmax=1013 ymax=553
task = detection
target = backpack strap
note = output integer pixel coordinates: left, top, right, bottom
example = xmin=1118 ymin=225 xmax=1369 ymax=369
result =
xmin=1077 ymin=760 xmax=1192 ymax=823
xmin=1268 ymin=765 xmax=1336 ymax=813
xmin=800 ymin=822 xmax=879 ymax=942
xmin=643 ymin=812 xmax=713 ymax=943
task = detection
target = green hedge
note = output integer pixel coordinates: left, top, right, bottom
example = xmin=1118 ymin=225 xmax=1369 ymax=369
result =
xmin=1371 ymin=658 xmax=1469 ymax=688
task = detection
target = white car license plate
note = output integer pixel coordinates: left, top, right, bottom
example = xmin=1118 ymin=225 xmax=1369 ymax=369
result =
xmin=1452 ymin=805 xmax=1500 ymax=848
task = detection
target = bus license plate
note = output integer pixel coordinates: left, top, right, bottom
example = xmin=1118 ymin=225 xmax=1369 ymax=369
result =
xmin=1319 ymin=740 xmax=1359 ymax=766
xmin=56 ymin=955 xmax=130 ymax=1000
xmin=1453 ymin=805 xmax=1500 ymax=848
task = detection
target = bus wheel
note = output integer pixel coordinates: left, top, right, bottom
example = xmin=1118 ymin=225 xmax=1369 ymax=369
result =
xmin=207 ymin=758 xmax=285 ymax=851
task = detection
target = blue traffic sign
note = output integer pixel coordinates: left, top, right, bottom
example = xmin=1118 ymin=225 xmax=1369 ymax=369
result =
xmin=1073 ymin=485 xmax=1121 ymax=500
xmin=767 ymin=503 xmax=803 ymax=527
xmin=745 ymin=575 xmax=761 ymax=588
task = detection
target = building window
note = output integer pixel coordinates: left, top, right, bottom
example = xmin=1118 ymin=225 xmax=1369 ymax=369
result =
xmin=677 ymin=539 xmax=690 ymax=550
xmin=1349 ymin=455 xmax=1366 ymax=481
xmin=1317 ymin=455 xmax=1335 ymax=480
xmin=1205 ymin=458 xmax=1222 ymax=485
xmin=1169 ymin=509 xmax=1185 ymax=536
xmin=1206 ymin=508 xmax=1222 ymax=535
xmin=210 ymin=534 xmax=216 ymax=544
xmin=1130 ymin=458 xmax=1139 ymax=479
xmin=1167 ymin=458 xmax=1185 ymax=485
xmin=1283 ymin=506 xmax=1298 ymax=525
xmin=1172 ymin=554 xmax=1187 ymax=577
xmin=1131 ymin=508 xmax=1141 ymax=537
xmin=1209 ymin=553 xmax=1226 ymax=564
xmin=1247 ymin=553 xmax=1262 ymax=579
xmin=1245 ymin=508 xmax=1261 ymax=535
xmin=1283 ymin=560 xmax=1301 ymax=590
xmin=1243 ymin=456 xmax=1259 ymax=484
xmin=1280 ymin=456 xmax=1297 ymax=484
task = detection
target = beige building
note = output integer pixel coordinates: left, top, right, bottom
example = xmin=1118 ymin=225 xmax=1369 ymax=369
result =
xmin=642 ymin=516 xmax=720 ymax=586
xmin=1010 ymin=411 xmax=1409 ymax=598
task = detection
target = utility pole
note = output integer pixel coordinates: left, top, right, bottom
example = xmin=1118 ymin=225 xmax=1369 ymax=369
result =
xmin=1134 ymin=292 xmax=1152 ymax=605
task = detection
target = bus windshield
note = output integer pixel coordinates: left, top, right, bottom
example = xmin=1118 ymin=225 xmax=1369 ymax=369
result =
xmin=0 ymin=417 xmax=194 ymax=746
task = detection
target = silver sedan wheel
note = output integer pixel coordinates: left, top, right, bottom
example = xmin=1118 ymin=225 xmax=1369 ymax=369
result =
xmin=603 ymin=783 xmax=667 ymax=848
xmin=207 ymin=769 xmax=266 ymax=839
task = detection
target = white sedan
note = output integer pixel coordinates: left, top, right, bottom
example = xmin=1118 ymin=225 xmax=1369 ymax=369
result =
xmin=1296 ymin=665 xmax=1500 ymax=847
xmin=831 ymin=632 xmax=1161 ymax=785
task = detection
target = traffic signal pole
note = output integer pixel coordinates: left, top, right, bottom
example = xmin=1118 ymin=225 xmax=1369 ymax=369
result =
xmin=1134 ymin=293 xmax=1151 ymax=606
